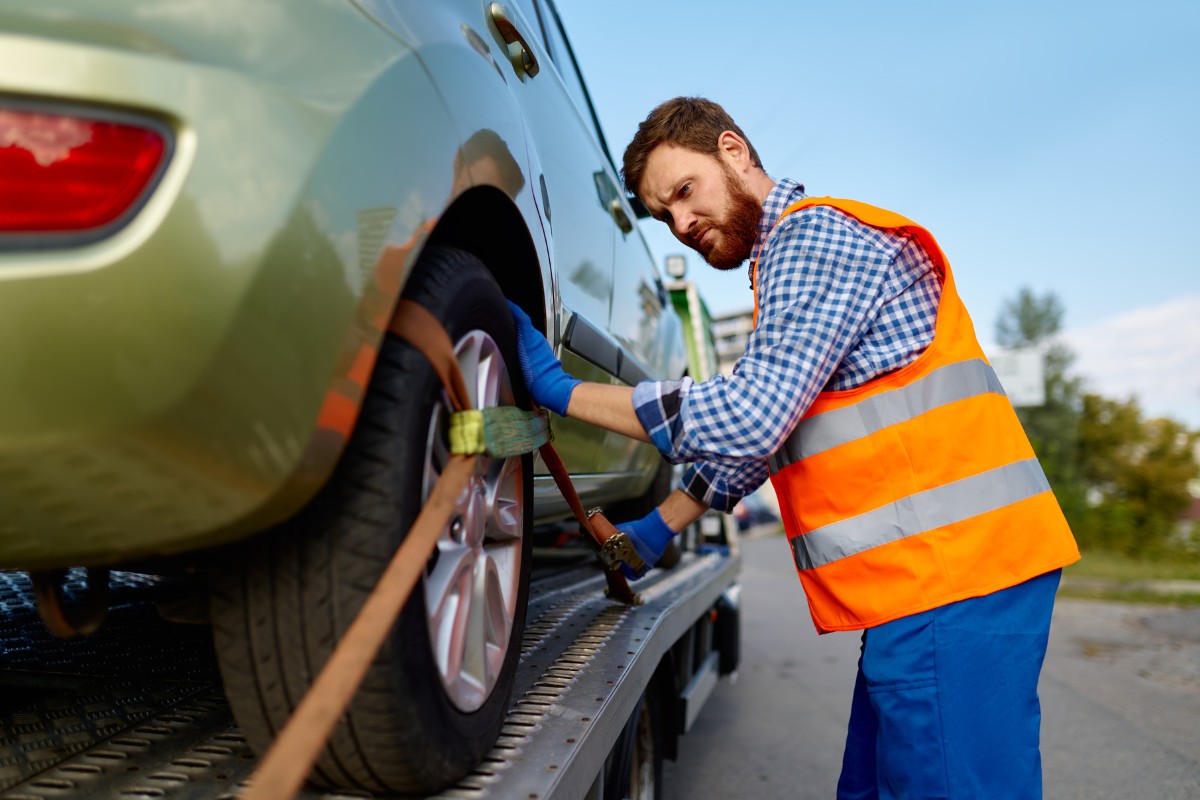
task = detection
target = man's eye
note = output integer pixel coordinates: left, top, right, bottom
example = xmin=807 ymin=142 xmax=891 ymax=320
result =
xmin=679 ymin=183 xmax=691 ymax=197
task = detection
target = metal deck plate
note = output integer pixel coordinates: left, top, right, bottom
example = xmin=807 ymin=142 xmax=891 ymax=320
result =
xmin=0 ymin=554 xmax=737 ymax=799
xmin=431 ymin=553 xmax=738 ymax=800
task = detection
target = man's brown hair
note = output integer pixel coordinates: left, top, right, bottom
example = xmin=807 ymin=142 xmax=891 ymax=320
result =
xmin=621 ymin=97 xmax=762 ymax=199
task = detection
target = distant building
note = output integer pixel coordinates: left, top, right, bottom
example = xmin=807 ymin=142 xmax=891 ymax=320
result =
xmin=710 ymin=310 xmax=755 ymax=375
xmin=701 ymin=308 xmax=782 ymax=515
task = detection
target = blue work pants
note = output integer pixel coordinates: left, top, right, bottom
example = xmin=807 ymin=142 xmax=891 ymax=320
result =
xmin=836 ymin=569 xmax=1061 ymax=800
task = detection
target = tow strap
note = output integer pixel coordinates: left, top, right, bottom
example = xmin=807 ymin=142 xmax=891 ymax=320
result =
xmin=241 ymin=299 xmax=647 ymax=800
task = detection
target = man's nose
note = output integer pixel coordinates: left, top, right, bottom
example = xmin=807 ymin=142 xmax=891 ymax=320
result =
xmin=672 ymin=210 xmax=695 ymax=239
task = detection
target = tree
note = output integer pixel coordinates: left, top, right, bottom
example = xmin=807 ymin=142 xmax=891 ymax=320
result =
xmin=1076 ymin=394 xmax=1200 ymax=556
xmin=994 ymin=288 xmax=1087 ymax=523
xmin=995 ymin=289 xmax=1064 ymax=349
xmin=994 ymin=288 xmax=1200 ymax=557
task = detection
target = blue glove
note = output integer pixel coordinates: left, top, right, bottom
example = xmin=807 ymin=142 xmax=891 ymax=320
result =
xmin=507 ymin=301 xmax=581 ymax=416
xmin=618 ymin=508 xmax=677 ymax=580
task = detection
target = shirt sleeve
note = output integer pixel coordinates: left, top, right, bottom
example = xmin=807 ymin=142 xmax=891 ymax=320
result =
xmin=679 ymin=459 xmax=770 ymax=513
xmin=633 ymin=206 xmax=905 ymax=473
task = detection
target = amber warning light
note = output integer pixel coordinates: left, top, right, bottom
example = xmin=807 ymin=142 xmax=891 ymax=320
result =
xmin=0 ymin=106 xmax=167 ymax=235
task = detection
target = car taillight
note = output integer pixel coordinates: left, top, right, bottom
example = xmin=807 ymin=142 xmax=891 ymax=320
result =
xmin=0 ymin=106 xmax=167 ymax=235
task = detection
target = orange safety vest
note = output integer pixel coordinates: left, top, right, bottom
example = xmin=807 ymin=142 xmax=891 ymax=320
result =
xmin=752 ymin=197 xmax=1079 ymax=634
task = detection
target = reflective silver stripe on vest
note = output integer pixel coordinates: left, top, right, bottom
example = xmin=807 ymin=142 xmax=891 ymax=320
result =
xmin=791 ymin=458 xmax=1050 ymax=571
xmin=768 ymin=359 xmax=1007 ymax=474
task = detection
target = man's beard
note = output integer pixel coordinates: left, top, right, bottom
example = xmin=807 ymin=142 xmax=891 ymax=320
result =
xmin=701 ymin=166 xmax=763 ymax=271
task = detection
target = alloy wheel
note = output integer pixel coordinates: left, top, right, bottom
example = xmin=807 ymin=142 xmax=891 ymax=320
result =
xmin=421 ymin=329 xmax=525 ymax=712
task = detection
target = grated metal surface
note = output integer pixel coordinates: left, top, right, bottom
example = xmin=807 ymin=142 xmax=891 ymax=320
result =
xmin=0 ymin=554 xmax=737 ymax=799
xmin=0 ymin=571 xmax=218 ymax=684
xmin=0 ymin=570 xmax=225 ymax=795
xmin=429 ymin=553 xmax=739 ymax=800
xmin=1 ymin=688 xmax=248 ymax=800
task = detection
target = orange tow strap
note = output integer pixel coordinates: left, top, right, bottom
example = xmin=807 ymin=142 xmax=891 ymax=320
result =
xmin=241 ymin=300 xmax=639 ymax=800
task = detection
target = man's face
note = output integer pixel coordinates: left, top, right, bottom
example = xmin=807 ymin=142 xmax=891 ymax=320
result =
xmin=638 ymin=144 xmax=762 ymax=271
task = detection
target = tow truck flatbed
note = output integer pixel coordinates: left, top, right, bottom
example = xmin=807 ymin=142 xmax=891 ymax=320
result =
xmin=0 ymin=544 xmax=739 ymax=800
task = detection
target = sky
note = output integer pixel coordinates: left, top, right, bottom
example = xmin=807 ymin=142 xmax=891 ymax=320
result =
xmin=556 ymin=0 xmax=1200 ymax=428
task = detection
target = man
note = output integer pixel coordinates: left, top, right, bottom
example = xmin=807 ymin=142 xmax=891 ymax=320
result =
xmin=509 ymin=96 xmax=1079 ymax=798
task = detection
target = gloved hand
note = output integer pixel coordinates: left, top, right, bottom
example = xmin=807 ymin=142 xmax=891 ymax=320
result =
xmin=617 ymin=508 xmax=677 ymax=580
xmin=507 ymin=301 xmax=581 ymax=416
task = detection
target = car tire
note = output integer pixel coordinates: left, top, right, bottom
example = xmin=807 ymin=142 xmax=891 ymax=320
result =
xmin=209 ymin=246 xmax=532 ymax=794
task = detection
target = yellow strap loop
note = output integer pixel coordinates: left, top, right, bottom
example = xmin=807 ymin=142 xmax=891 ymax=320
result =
xmin=449 ymin=406 xmax=552 ymax=458
xmin=449 ymin=409 xmax=487 ymax=455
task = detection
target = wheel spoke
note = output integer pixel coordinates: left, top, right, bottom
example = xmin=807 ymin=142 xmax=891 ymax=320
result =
xmin=476 ymin=350 xmax=503 ymax=410
xmin=425 ymin=543 xmax=474 ymax=680
xmin=482 ymin=553 xmax=513 ymax=648
xmin=487 ymin=456 xmax=523 ymax=542
xmin=454 ymin=568 xmax=487 ymax=702
xmin=426 ymin=540 xmax=472 ymax=611
xmin=471 ymin=554 xmax=510 ymax=690
xmin=423 ymin=406 xmax=451 ymax=500
xmin=457 ymin=334 xmax=485 ymax=410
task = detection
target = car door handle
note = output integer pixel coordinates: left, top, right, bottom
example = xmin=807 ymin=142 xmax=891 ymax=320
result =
xmin=488 ymin=3 xmax=540 ymax=78
xmin=609 ymin=198 xmax=633 ymax=234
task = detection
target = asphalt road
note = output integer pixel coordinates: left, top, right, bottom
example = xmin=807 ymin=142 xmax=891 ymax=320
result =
xmin=664 ymin=533 xmax=1200 ymax=799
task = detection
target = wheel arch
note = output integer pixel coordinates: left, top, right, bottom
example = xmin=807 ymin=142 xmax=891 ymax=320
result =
xmin=425 ymin=185 xmax=549 ymax=336
xmin=244 ymin=186 xmax=547 ymax=554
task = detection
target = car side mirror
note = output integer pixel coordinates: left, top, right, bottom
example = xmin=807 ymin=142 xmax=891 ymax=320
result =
xmin=626 ymin=195 xmax=651 ymax=219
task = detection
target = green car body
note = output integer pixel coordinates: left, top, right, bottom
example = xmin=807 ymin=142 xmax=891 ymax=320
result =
xmin=0 ymin=0 xmax=687 ymax=570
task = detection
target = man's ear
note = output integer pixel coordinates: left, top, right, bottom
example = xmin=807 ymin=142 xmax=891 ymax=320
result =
xmin=717 ymin=130 xmax=753 ymax=172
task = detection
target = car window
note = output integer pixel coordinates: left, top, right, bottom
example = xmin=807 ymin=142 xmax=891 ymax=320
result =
xmin=535 ymin=0 xmax=615 ymax=167
xmin=535 ymin=3 xmax=588 ymax=119
xmin=510 ymin=0 xmax=548 ymax=50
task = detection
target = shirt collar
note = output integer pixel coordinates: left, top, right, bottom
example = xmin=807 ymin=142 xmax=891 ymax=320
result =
xmin=750 ymin=178 xmax=806 ymax=264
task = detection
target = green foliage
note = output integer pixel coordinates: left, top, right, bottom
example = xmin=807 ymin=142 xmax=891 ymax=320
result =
xmin=1068 ymin=548 xmax=1200 ymax=580
xmin=993 ymin=289 xmax=1088 ymax=523
xmin=1075 ymin=395 xmax=1199 ymax=556
xmin=1061 ymin=549 xmax=1200 ymax=606
xmin=995 ymin=288 xmax=1065 ymax=349
xmin=1057 ymin=582 xmax=1200 ymax=606
xmin=994 ymin=288 xmax=1200 ymax=561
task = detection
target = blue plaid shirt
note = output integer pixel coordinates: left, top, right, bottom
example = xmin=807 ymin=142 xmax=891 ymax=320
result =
xmin=632 ymin=179 xmax=943 ymax=512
